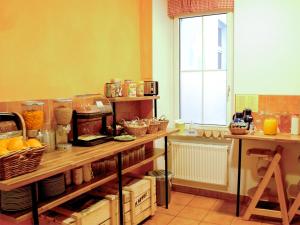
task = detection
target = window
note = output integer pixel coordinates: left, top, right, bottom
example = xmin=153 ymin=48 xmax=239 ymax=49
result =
xmin=179 ymin=14 xmax=230 ymax=126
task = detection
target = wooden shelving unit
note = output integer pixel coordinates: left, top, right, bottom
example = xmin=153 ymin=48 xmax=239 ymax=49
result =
xmin=0 ymin=132 xmax=176 ymax=224
xmin=0 ymin=95 xmax=174 ymax=225
xmin=108 ymin=96 xmax=159 ymax=103
xmin=0 ymin=148 xmax=166 ymax=223
xmin=0 ymin=130 xmax=171 ymax=191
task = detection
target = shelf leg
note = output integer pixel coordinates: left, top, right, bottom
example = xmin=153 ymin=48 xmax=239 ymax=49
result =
xmin=101 ymin=116 xmax=107 ymax=134
xmin=117 ymin=152 xmax=124 ymax=225
xmin=236 ymin=139 xmax=242 ymax=217
xmin=112 ymin=102 xmax=117 ymax=136
xmin=154 ymin=99 xmax=157 ymax=118
xmin=164 ymin=136 xmax=169 ymax=209
xmin=31 ymin=183 xmax=39 ymax=225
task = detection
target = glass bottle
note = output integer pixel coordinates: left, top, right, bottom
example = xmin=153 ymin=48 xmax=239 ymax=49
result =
xmin=254 ymin=111 xmax=264 ymax=133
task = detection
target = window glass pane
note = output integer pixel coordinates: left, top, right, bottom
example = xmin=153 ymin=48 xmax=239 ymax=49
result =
xmin=203 ymin=14 xmax=227 ymax=70
xmin=180 ymin=17 xmax=202 ymax=71
xmin=180 ymin=72 xmax=202 ymax=124
xmin=203 ymin=71 xmax=227 ymax=125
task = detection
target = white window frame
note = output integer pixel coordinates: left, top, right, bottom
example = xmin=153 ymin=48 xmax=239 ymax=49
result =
xmin=173 ymin=12 xmax=234 ymax=128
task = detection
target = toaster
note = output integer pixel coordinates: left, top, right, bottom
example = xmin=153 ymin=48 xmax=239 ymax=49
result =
xmin=144 ymin=81 xmax=159 ymax=96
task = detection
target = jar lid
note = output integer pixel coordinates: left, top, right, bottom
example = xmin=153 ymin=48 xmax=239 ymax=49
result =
xmin=22 ymin=101 xmax=44 ymax=106
xmin=54 ymin=98 xmax=72 ymax=103
xmin=110 ymin=78 xmax=121 ymax=83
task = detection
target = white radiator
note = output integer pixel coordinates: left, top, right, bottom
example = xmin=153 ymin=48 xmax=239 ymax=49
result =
xmin=171 ymin=141 xmax=229 ymax=186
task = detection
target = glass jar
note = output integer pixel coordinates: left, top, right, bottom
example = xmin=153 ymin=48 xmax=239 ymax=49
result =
xmin=110 ymin=79 xmax=122 ymax=97
xmin=22 ymin=101 xmax=45 ymax=131
xmin=122 ymin=80 xmax=132 ymax=97
xmin=136 ymin=81 xmax=144 ymax=97
xmin=105 ymin=83 xmax=116 ymax=98
xmin=128 ymin=82 xmax=137 ymax=97
xmin=54 ymin=98 xmax=73 ymax=125
xmin=122 ymin=80 xmax=136 ymax=97
xmin=279 ymin=112 xmax=291 ymax=133
xmin=263 ymin=114 xmax=278 ymax=135
xmin=254 ymin=111 xmax=265 ymax=132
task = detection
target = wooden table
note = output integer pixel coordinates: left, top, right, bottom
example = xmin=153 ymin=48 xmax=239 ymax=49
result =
xmin=225 ymin=132 xmax=300 ymax=217
xmin=0 ymin=129 xmax=177 ymax=225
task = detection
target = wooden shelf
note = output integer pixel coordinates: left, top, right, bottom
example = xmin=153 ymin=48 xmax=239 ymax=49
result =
xmin=0 ymin=129 xmax=177 ymax=191
xmin=108 ymin=96 xmax=159 ymax=103
xmin=122 ymin=148 xmax=165 ymax=175
xmin=0 ymin=149 xmax=165 ymax=223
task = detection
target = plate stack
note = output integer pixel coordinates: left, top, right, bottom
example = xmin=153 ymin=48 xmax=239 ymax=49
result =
xmin=1 ymin=185 xmax=32 ymax=211
xmin=40 ymin=174 xmax=65 ymax=198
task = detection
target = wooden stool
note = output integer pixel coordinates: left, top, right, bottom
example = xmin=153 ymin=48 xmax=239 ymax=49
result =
xmin=287 ymin=156 xmax=300 ymax=222
xmin=287 ymin=183 xmax=300 ymax=222
xmin=243 ymin=145 xmax=289 ymax=225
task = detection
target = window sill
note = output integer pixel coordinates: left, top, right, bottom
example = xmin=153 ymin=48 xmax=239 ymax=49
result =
xmin=170 ymin=127 xmax=230 ymax=140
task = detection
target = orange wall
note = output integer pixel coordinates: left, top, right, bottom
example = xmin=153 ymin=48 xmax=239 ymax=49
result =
xmin=0 ymin=0 xmax=152 ymax=102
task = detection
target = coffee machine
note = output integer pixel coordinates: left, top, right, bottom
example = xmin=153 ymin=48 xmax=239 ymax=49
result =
xmin=243 ymin=108 xmax=253 ymax=130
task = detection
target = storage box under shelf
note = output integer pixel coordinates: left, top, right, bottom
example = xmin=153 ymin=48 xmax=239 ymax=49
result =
xmin=41 ymin=193 xmax=118 ymax=225
xmin=93 ymin=175 xmax=156 ymax=225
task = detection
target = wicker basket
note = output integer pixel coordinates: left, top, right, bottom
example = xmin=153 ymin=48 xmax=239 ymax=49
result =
xmin=147 ymin=122 xmax=159 ymax=134
xmin=124 ymin=125 xmax=148 ymax=136
xmin=121 ymin=119 xmax=148 ymax=136
xmin=158 ymin=120 xmax=169 ymax=131
xmin=0 ymin=146 xmax=46 ymax=180
xmin=229 ymin=127 xmax=248 ymax=135
xmin=142 ymin=119 xmax=159 ymax=134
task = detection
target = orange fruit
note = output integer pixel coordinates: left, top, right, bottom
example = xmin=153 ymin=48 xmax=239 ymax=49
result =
xmin=0 ymin=139 xmax=10 ymax=149
xmin=0 ymin=146 xmax=9 ymax=156
xmin=26 ymin=139 xmax=42 ymax=148
xmin=7 ymin=138 xmax=25 ymax=151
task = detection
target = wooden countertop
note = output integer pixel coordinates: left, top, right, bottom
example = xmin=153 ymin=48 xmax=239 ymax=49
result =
xmin=225 ymin=132 xmax=300 ymax=143
xmin=0 ymin=129 xmax=177 ymax=191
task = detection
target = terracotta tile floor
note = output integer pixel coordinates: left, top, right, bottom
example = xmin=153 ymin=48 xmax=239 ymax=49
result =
xmin=142 ymin=191 xmax=294 ymax=225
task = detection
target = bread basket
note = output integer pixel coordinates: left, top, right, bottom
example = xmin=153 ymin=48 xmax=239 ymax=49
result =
xmin=0 ymin=144 xmax=46 ymax=180
xmin=158 ymin=115 xmax=169 ymax=131
xmin=0 ymin=112 xmax=45 ymax=180
xmin=121 ymin=119 xmax=148 ymax=136
xmin=142 ymin=118 xmax=160 ymax=134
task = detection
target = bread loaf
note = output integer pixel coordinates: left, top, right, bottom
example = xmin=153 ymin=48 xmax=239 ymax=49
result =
xmin=0 ymin=121 xmax=18 ymax=133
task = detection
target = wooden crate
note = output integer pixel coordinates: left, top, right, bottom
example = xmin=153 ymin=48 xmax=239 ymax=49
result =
xmin=94 ymin=175 xmax=156 ymax=225
xmin=124 ymin=175 xmax=156 ymax=225
xmin=41 ymin=194 xmax=118 ymax=225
